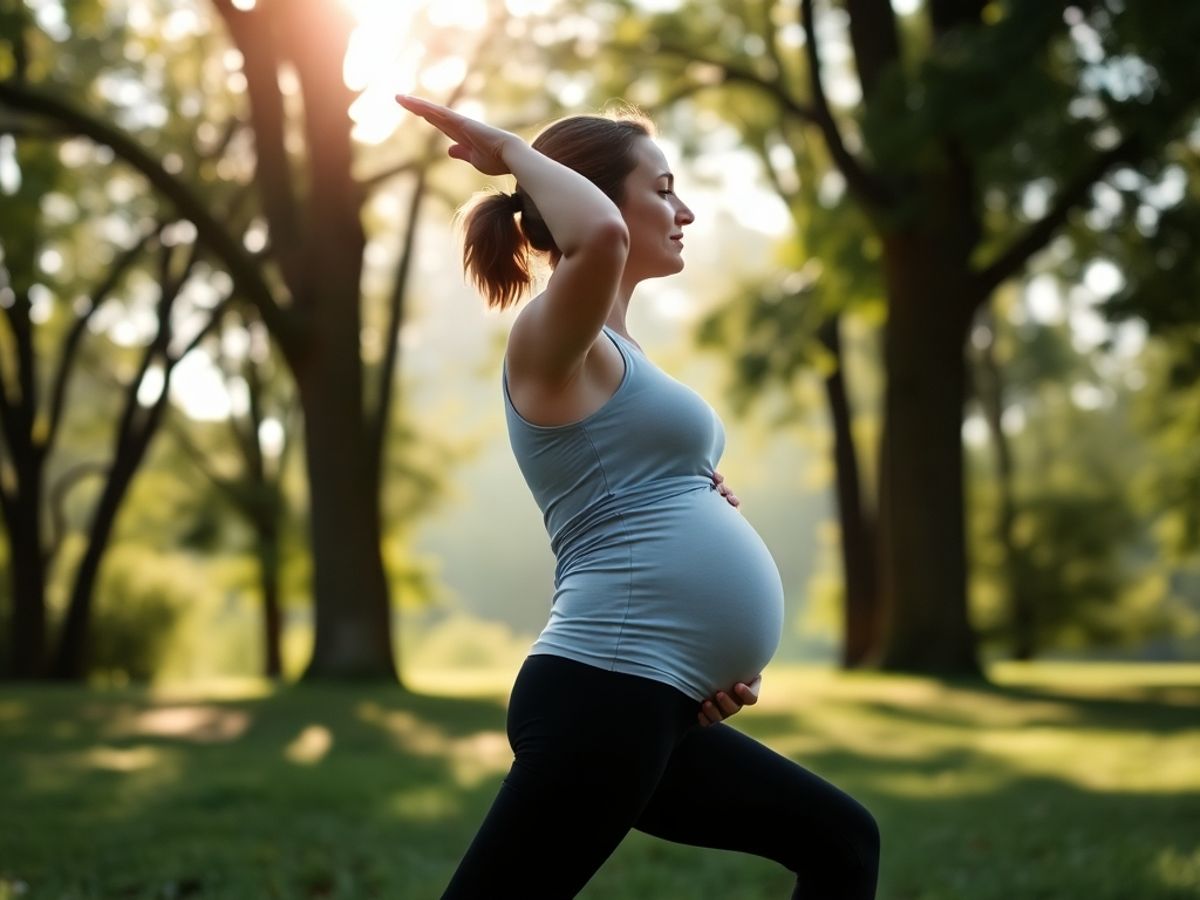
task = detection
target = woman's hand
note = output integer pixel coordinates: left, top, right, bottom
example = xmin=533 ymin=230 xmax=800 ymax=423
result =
xmin=395 ymin=94 xmax=520 ymax=177
xmin=698 ymin=675 xmax=762 ymax=727
xmin=712 ymin=470 xmax=741 ymax=510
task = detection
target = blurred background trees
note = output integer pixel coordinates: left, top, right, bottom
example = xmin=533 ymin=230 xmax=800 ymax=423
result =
xmin=555 ymin=0 xmax=1200 ymax=673
xmin=0 ymin=0 xmax=1196 ymax=685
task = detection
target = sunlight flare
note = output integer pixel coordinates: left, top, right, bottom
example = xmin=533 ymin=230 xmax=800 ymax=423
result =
xmin=340 ymin=0 xmax=489 ymax=144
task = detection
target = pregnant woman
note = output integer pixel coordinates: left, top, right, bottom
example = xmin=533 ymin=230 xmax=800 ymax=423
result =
xmin=396 ymin=94 xmax=880 ymax=899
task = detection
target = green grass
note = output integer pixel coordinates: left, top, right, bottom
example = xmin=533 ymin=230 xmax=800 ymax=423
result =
xmin=2 ymin=662 xmax=1198 ymax=899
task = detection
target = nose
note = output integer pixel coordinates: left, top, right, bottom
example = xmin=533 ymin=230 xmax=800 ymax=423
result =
xmin=675 ymin=199 xmax=695 ymax=226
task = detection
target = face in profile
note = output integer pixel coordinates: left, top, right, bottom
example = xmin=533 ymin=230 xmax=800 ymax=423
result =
xmin=618 ymin=137 xmax=695 ymax=283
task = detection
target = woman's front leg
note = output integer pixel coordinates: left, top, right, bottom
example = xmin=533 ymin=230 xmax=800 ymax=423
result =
xmin=442 ymin=655 xmax=695 ymax=898
xmin=634 ymin=722 xmax=881 ymax=899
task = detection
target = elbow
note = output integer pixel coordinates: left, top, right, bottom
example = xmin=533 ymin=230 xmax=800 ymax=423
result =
xmin=595 ymin=217 xmax=630 ymax=255
xmin=568 ymin=217 xmax=629 ymax=264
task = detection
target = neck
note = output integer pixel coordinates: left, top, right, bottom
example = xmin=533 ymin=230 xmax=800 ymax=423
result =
xmin=606 ymin=277 xmax=638 ymax=335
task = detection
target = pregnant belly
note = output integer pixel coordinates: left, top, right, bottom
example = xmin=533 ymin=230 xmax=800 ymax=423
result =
xmin=541 ymin=485 xmax=785 ymax=701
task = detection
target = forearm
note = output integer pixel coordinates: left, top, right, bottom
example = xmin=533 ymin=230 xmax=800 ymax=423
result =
xmin=500 ymin=139 xmax=628 ymax=257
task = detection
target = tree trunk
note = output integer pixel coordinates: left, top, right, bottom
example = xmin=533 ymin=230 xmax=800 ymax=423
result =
xmin=6 ymin=467 xmax=47 ymax=678
xmin=295 ymin=308 xmax=395 ymax=681
xmin=1 ymin=290 xmax=49 ymax=677
xmin=876 ymin=230 xmax=982 ymax=675
xmin=817 ymin=316 xmax=881 ymax=668
xmin=2 ymin=0 xmax=408 ymax=682
xmin=256 ymin=515 xmax=284 ymax=678
xmin=49 ymin=344 xmax=184 ymax=679
xmin=50 ymin=452 xmax=139 ymax=679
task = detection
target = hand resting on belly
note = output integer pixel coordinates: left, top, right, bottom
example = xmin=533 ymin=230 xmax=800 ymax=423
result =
xmin=700 ymin=469 xmax=757 ymax=726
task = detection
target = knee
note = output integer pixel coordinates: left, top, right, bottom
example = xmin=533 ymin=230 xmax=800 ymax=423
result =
xmin=786 ymin=800 xmax=880 ymax=898
xmin=842 ymin=801 xmax=881 ymax=881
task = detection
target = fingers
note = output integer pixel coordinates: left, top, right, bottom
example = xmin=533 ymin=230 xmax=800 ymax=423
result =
xmin=698 ymin=673 xmax=763 ymax=724
xmin=711 ymin=471 xmax=740 ymax=508
xmin=396 ymin=94 xmax=451 ymax=119
xmin=715 ymin=690 xmax=741 ymax=716
xmin=698 ymin=699 xmax=724 ymax=726
xmin=396 ymin=95 xmax=518 ymax=177
xmin=395 ymin=94 xmax=439 ymax=120
xmin=697 ymin=690 xmax=742 ymax=727
xmin=396 ymin=94 xmax=463 ymax=136
xmin=734 ymin=680 xmax=759 ymax=705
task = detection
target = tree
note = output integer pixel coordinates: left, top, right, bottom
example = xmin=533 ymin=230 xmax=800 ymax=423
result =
xmin=0 ymin=0 xmax=487 ymax=680
xmin=164 ymin=309 xmax=298 ymax=679
xmin=966 ymin=290 xmax=1173 ymax=659
xmin=573 ymin=0 xmax=1200 ymax=673
xmin=0 ymin=85 xmax=238 ymax=680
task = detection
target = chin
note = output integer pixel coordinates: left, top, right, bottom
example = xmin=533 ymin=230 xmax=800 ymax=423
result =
xmin=645 ymin=264 xmax=684 ymax=282
xmin=631 ymin=258 xmax=684 ymax=282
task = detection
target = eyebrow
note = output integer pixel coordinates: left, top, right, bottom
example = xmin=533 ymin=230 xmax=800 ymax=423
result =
xmin=657 ymin=172 xmax=674 ymax=186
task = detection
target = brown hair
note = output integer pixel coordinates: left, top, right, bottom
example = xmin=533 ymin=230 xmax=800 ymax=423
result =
xmin=457 ymin=104 xmax=655 ymax=310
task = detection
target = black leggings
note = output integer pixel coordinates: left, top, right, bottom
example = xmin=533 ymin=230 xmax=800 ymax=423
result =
xmin=441 ymin=654 xmax=880 ymax=899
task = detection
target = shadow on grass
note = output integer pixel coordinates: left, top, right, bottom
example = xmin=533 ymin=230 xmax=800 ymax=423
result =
xmin=2 ymin=679 xmax=516 ymax=898
xmin=877 ymin=674 xmax=1199 ymax=734
xmin=3 ymin=671 xmax=1197 ymax=899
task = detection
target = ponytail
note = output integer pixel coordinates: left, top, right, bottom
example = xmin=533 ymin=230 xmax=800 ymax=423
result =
xmin=458 ymin=107 xmax=654 ymax=311
xmin=457 ymin=190 xmax=532 ymax=310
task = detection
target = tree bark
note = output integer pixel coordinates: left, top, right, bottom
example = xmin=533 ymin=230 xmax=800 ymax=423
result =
xmin=295 ymin=341 xmax=395 ymax=679
xmin=5 ymin=462 xmax=47 ymax=678
xmin=817 ymin=316 xmax=880 ymax=667
xmin=223 ymin=0 xmax=396 ymax=681
xmin=256 ymin=515 xmax=284 ymax=678
xmin=876 ymin=230 xmax=982 ymax=675
xmin=49 ymin=250 xmax=231 ymax=678
xmin=50 ymin=398 xmax=166 ymax=678
xmin=0 ymin=293 xmax=49 ymax=677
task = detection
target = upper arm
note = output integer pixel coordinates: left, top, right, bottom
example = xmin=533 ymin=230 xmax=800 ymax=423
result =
xmin=506 ymin=218 xmax=629 ymax=386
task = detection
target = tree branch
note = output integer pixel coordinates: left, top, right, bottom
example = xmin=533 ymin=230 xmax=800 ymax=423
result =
xmin=759 ymin=0 xmax=794 ymax=89
xmin=371 ymin=165 xmax=426 ymax=482
xmin=210 ymin=0 xmax=306 ymax=293
xmin=45 ymin=460 xmax=109 ymax=572
xmin=646 ymin=40 xmax=820 ymax=126
xmin=973 ymin=132 xmax=1144 ymax=301
xmin=217 ymin=345 xmax=260 ymax=471
xmin=45 ymin=225 xmax=164 ymax=454
xmin=749 ymin=127 xmax=800 ymax=211
xmin=360 ymin=159 xmax=420 ymax=193
xmin=800 ymin=0 xmax=894 ymax=211
xmin=368 ymin=23 xmax=497 ymax=476
xmin=163 ymin=417 xmax=243 ymax=507
xmin=844 ymin=0 xmax=903 ymax=100
xmin=0 ymin=80 xmax=296 ymax=354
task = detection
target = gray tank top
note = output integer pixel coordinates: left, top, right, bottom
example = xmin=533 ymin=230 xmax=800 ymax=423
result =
xmin=501 ymin=324 xmax=784 ymax=702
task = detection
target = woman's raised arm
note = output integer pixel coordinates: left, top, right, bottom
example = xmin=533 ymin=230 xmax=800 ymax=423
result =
xmin=396 ymin=95 xmax=628 ymax=381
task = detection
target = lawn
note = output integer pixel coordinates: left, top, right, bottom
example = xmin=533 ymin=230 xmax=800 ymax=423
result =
xmin=2 ymin=662 xmax=1197 ymax=899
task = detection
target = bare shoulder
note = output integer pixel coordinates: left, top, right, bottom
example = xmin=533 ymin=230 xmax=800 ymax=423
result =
xmin=504 ymin=296 xmax=625 ymax=428
xmin=505 ymin=292 xmax=593 ymax=385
